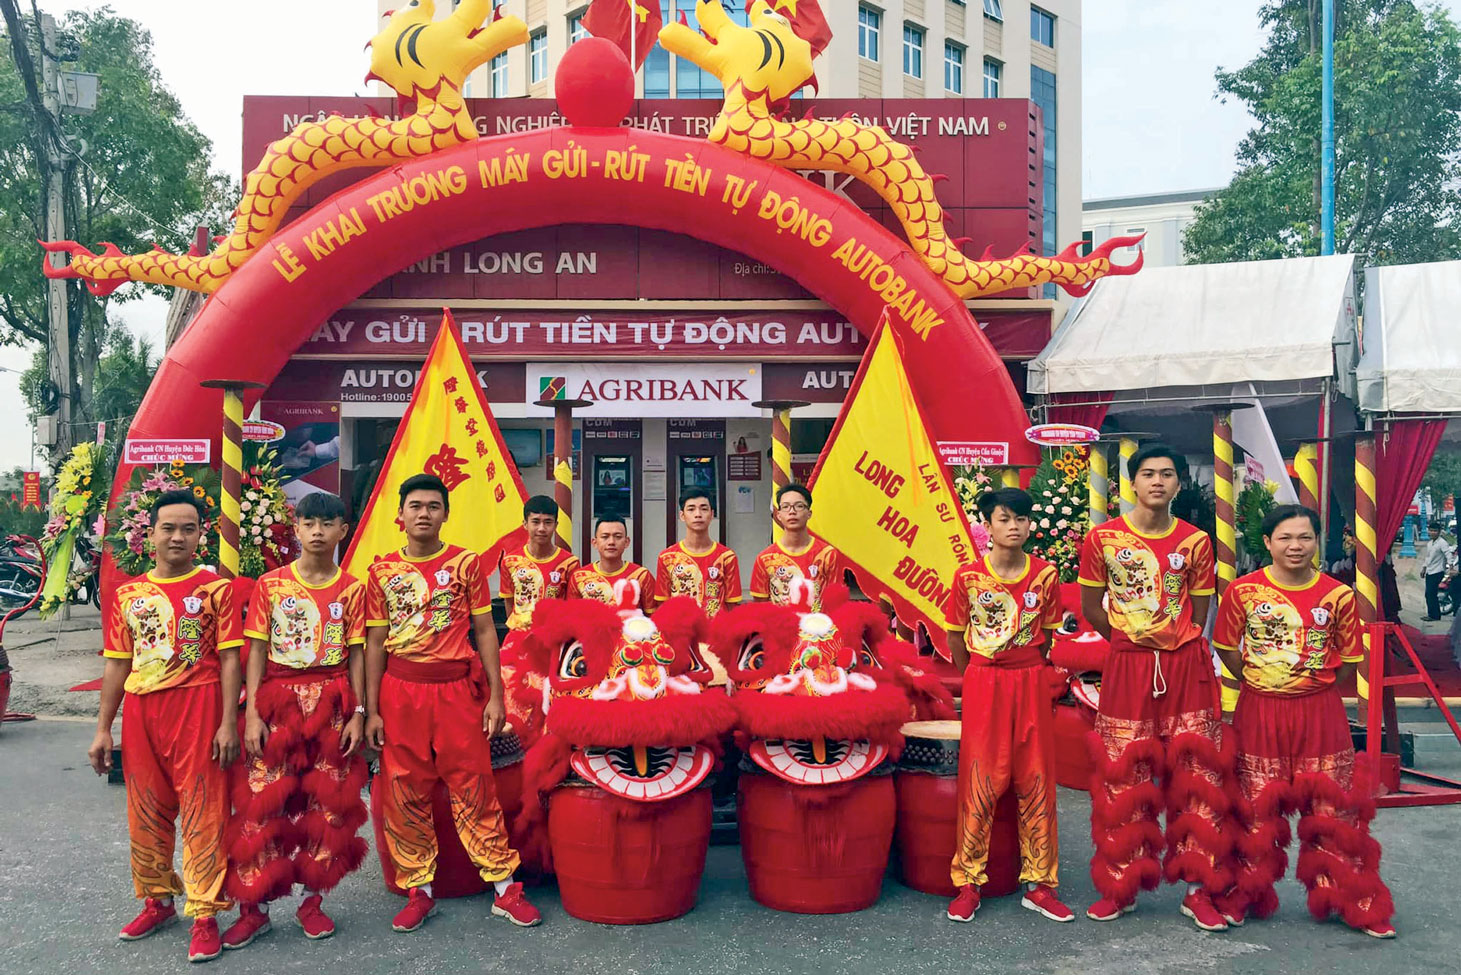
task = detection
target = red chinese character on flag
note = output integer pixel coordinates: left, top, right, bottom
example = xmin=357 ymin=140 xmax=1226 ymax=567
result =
xmin=442 ymin=377 xmax=459 ymax=393
xmin=475 ymin=439 xmax=489 ymax=458
xmin=465 ymin=418 xmax=479 ymax=436
xmin=453 ymin=396 xmax=468 ymax=414
xmin=423 ymin=444 xmax=471 ymax=490
xmin=485 ymin=460 xmax=497 ymax=480
xmin=494 ymin=484 xmax=506 ymax=503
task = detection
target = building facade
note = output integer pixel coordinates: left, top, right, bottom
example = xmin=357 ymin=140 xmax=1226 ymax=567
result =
xmin=1082 ymin=188 xmax=1216 ymax=269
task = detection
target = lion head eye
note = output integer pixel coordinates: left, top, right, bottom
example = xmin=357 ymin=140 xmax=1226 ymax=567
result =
xmin=557 ymin=640 xmax=587 ymax=681
xmin=738 ymin=635 xmax=765 ymax=672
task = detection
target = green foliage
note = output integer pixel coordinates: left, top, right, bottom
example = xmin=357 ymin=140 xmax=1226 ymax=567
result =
xmin=1185 ymin=1 xmax=1461 ymax=266
xmin=17 ymin=320 xmax=155 ymax=429
xmin=0 ymin=493 xmax=46 ymax=538
xmin=1237 ymin=480 xmax=1279 ymax=567
xmin=1421 ymin=444 xmax=1461 ymax=505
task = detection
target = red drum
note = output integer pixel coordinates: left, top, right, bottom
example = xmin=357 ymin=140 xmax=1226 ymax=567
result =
xmin=893 ymin=720 xmax=1019 ymax=898
xmin=374 ymin=731 xmax=525 ymax=898
xmin=548 ymin=783 xmax=712 ymax=924
xmin=1052 ymin=702 xmax=1096 ymax=791
xmin=739 ymin=769 xmax=895 ymax=914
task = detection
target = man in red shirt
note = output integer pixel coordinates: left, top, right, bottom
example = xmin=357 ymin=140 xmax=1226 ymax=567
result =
xmin=497 ymin=495 xmax=579 ymax=734
xmin=568 ymin=516 xmax=653 ymax=612
xmin=88 ymin=490 xmax=244 ymax=963
xmin=654 ymin=488 xmax=741 ymax=617
xmin=222 ymin=492 xmax=368 ymax=949
xmin=363 ymin=474 xmax=540 ymax=933
xmin=1212 ymin=505 xmax=1395 ymax=938
xmin=943 ymin=488 xmax=1071 ymax=924
xmin=1078 ymin=444 xmax=1232 ymax=930
xmin=750 ymin=483 xmax=840 ymax=611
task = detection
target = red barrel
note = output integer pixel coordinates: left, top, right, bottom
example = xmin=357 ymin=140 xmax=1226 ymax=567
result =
xmin=893 ymin=720 xmax=1019 ymax=898
xmin=739 ymin=771 xmax=895 ymax=914
xmin=1053 ymin=702 xmax=1096 ymax=791
xmin=548 ymin=785 xmax=712 ymax=924
xmin=373 ymin=732 xmax=525 ymax=898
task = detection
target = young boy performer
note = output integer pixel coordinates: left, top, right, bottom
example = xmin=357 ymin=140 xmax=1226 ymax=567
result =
xmin=222 ymin=492 xmax=368 ymax=949
xmin=497 ymin=495 xmax=579 ymax=734
xmin=364 ymin=474 xmax=540 ymax=933
xmin=568 ymin=516 xmax=653 ymax=612
xmin=750 ymin=483 xmax=840 ymax=611
xmin=1078 ymin=444 xmax=1234 ymax=931
xmin=1212 ymin=505 xmax=1395 ymax=938
xmin=654 ymin=488 xmax=741 ymax=617
xmin=943 ymin=488 xmax=1072 ymax=924
xmin=88 ymin=489 xmax=243 ymax=963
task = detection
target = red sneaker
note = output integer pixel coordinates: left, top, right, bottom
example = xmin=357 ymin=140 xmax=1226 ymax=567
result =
xmin=296 ymin=894 xmax=335 ymax=940
xmin=1086 ymin=897 xmax=1136 ymax=921
xmin=392 ymin=888 xmax=437 ymax=933
xmin=221 ymin=905 xmax=272 ymax=949
xmin=1180 ymin=889 xmax=1230 ymax=932
xmin=1021 ymin=884 xmax=1075 ymax=922
xmin=119 ymin=897 xmax=177 ymax=940
xmin=491 ymin=882 xmax=542 ymax=927
xmin=1363 ymin=920 xmax=1397 ymax=939
xmin=187 ymin=917 xmax=223 ymax=963
xmin=946 ymin=884 xmax=980 ymax=922
xmin=1213 ymin=891 xmax=1246 ymax=927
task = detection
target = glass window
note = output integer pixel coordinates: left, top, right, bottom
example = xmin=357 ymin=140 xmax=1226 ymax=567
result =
xmin=529 ymin=31 xmax=548 ymax=84
xmin=944 ymin=43 xmax=964 ymax=94
xmin=463 ymin=75 xmax=473 ymax=98
xmin=902 ymin=24 xmax=924 ymax=79
xmin=858 ymin=6 xmax=881 ymax=61
xmin=1030 ymin=65 xmax=1057 ymax=295
xmin=672 ymin=2 xmax=748 ymax=98
xmin=568 ymin=11 xmax=587 ymax=43
xmin=491 ymin=51 xmax=509 ymax=97
xmin=983 ymin=58 xmax=1001 ymax=97
xmin=1030 ymin=6 xmax=1055 ymax=47
xmin=983 ymin=0 xmax=1003 ymax=21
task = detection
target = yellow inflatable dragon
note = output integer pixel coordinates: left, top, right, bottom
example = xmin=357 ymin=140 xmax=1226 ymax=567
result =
xmin=660 ymin=1 xmax=1142 ymax=299
xmin=41 ymin=0 xmax=528 ymax=295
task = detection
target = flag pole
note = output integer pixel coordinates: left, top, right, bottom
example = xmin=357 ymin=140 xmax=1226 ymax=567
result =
xmin=200 ymin=380 xmax=266 ymax=579
xmin=753 ymin=398 xmax=810 ymax=542
xmin=536 ymin=396 xmax=593 ymax=553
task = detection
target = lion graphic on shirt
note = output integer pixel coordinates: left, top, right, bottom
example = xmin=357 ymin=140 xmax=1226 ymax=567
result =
xmin=762 ymin=553 xmax=803 ymax=607
xmin=667 ymin=559 xmax=702 ymax=602
xmin=270 ymin=581 xmax=322 ymax=668
xmin=1244 ymin=585 xmax=1305 ymax=689
xmin=511 ymin=566 xmax=543 ymax=616
xmin=1102 ymin=533 xmax=1162 ymax=620
xmin=967 ymin=583 xmax=1020 ymax=657
xmin=126 ymin=590 xmax=178 ymax=688
xmin=381 ymin=570 xmax=430 ymax=630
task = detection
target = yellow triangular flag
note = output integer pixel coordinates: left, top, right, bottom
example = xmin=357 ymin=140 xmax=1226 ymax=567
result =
xmin=807 ymin=319 xmax=978 ymax=654
xmin=342 ymin=309 xmax=527 ymax=577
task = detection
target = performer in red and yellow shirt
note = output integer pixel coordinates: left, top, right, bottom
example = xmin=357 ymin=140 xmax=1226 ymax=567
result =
xmin=88 ymin=490 xmax=243 ymax=964
xmin=497 ymin=495 xmax=579 ymax=737
xmin=1211 ymin=505 xmax=1395 ymax=938
xmin=221 ymin=492 xmax=368 ymax=949
xmin=654 ymin=488 xmax=741 ymax=617
xmin=750 ymin=483 xmax=840 ymax=611
xmin=568 ymin=516 xmax=653 ymax=612
xmin=1077 ymin=445 xmax=1234 ymax=931
xmin=364 ymin=474 xmax=541 ymax=934
xmin=943 ymin=488 xmax=1071 ymax=924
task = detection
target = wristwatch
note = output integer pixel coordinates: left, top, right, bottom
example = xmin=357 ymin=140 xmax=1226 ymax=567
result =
xmin=353 ymin=705 xmax=367 ymax=716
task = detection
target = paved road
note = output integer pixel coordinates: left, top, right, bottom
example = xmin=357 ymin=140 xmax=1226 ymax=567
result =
xmin=1 ymin=717 xmax=1456 ymax=975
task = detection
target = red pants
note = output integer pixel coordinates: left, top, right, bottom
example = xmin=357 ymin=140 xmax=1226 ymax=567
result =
xmin=1089 ymin=637 xmax=1234 ymax=904
xmin=499 ymin=630 xmax=543 ymax=746
xmin=226 ymin=667 xmax=367 ymax=904
xmin=1225 ymin=686 xmax=1393 ymax=929
xmin=376 ymin=660 xmax=520 ymax=889
xmin=951 ymin=662 xmax=1059 ymax=888
xmin=122 ymin=682 xmax=230 ymax=918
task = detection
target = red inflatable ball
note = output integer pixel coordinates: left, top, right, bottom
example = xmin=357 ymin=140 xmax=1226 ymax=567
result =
xmin=555 ymin=37 xmax=634 ymax=128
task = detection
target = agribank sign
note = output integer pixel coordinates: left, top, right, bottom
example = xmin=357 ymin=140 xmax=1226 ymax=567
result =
xmin=526 ymin=363 xmax=762 ymax=418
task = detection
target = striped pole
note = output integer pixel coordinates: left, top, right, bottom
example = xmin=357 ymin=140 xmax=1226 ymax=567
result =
xmin=552 ymin=404 xmax=575 ymax=551
xmin=1295 ymin=442 xmax=1321 ymax=569
xmin=1212 ymin=409 xmax=1241 ymax=713
xmin=1354 ymin=434 xmax=1379 ymax=708
xmin=754 ymin=399 xmax=808 ymax=544
xmin=1118 ymin=437 xmax=1138 ymax=514
xmin=201 ymin=380 xmax=263 ymax=579
xmin=1088 ymin=443 xmax=1109 ymax=525
xmin=1000 ymin=468 xmax=1021 ymax=488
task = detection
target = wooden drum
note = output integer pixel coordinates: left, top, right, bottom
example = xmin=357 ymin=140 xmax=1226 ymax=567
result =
xmin=894 ymin=720 xmax=1020 ymax=898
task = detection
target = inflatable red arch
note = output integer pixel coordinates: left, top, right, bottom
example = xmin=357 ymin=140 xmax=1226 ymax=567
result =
xmin=114 ymin=126 xmax=1037 ymax=512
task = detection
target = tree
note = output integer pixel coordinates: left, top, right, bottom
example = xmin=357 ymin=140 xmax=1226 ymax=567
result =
xmin=0 ymin=5 xmax=233 ymax=450
xmin=1185 ymin=1 xmax=1461 ymax=265
xmin=18 ymin=320 xmax=156 ymax=439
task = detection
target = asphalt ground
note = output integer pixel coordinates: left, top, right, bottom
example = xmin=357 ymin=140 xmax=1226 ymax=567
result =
xmin=2 ymin=718 xmax=1459 ymax=975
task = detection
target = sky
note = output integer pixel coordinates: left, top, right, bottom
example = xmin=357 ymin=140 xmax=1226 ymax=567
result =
xmin=4 ymin=0 xmax=1459 ymax=471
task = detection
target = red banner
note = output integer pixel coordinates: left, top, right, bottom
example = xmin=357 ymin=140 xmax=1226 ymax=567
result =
xmin=21 ymin=471 xmax=41 ymax=509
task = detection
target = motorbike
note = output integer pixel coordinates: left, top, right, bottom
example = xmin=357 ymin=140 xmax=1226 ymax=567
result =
xmin=0 ymin=535 xmax=43 ymax=616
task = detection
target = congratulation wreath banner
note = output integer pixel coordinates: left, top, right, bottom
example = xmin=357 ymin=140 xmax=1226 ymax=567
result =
xmin=341 ymin=309 xmax=528 ymax=578
xmin=807 ymin=319 xmax=978 ymax=654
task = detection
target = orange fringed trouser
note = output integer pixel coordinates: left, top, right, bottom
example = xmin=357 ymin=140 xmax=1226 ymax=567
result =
xmin=122 ymin=682 xmax=231 ymax=918
xmin=376 ymin=658 xmax=521 ymax=889
xmin=1224 ymin=686 xmax=1393 ymax=929
xmin=951 ymin=656 xmax=1059 ymax=889
xmin=226 ymin=665 xmax=368 ymax=904
xmin=1089 ymin=637 xmax=1235 ymax=905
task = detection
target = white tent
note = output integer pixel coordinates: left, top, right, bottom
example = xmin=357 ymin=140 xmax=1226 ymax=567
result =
xmin=1357 ymin=260 xmax=1461 ymax=415
xmin=1028 ymin=254 xmax=1357 ymax=395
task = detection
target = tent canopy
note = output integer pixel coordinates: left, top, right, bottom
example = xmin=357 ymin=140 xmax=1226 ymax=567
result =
xmin=1357 ymin=260 xmax=1461 ymax=415
xmin=1027 ymin=254 xmax=1357 ymax=395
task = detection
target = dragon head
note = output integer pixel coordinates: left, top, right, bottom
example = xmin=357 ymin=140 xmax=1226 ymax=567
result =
xmin=713 ymin=581 xmax=912 ymax=786
xmin=519 ymin=588 xmax=734 ymax=802
xmin=658 ymin=1 xmax=815 ymax=106
xmin=366 ymin=0 xmax=529 ymax=100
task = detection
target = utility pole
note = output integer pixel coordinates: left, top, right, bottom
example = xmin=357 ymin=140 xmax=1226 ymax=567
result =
xmin=39 ymin=13 xmax=74 ymax=456
xmin=1320 ymin=0 xmax=1335 ymax=255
